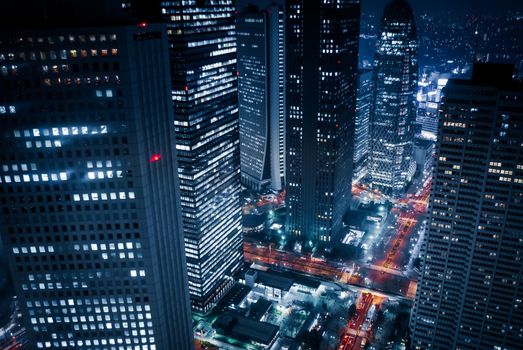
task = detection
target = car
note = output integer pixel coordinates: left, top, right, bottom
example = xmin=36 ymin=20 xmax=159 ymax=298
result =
xmin=338 ymin=334 xmax=350 ymax=349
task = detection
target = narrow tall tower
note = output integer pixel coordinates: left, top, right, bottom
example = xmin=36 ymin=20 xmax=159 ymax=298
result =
xmin=160 ymin=1 xmax=243 ymax=313
xmin=410 ymin=64 xmax=523 ymax=350
xmin=237 ymin=2 xmax=285 ymax=192
xmin=0 ymin=8 xmax=194 ymax=350
xmin=285 ymin=0 xmax=360 ymax=242
xmin=369 ymin=0 xmax=418 ymax=197
xmin=353 ymin=68 xmax=373 ymax=184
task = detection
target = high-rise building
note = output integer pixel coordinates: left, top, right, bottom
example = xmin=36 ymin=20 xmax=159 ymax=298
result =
xmin=416 ymin=74 xmax=448 ymax=139
xmin=353 ymin=68 xmax=373 ymax=184
xmin=410 ymin=63 xmax=523 ymax=350
xmin=0 ymin=11 xmax=194 ymax=350
xmin=285 ymin=0 xmax=360 ymax=242
xmin=160 ymin=1 xmax=243 ymax=313
xmin=368 ymin=0 xmax=418 ymax=197
xmin=413 ymin=137 xmax=434 ymax=183
xmin=237 ymin=2 xmax=285 ymax=192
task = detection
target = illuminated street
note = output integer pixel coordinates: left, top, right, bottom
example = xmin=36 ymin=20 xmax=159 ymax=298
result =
xmin=243 ymin=180 xmax=431 ymax=301
xmin=239 ymin=180 xmax=431 ymax=349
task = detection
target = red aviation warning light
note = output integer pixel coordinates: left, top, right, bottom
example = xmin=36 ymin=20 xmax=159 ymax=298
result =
xmin=150 ymin=154 xmax=161 ymax=162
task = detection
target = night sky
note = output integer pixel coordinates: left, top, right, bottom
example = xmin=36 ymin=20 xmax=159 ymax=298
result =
xmin=362 ymin=0 xmax=523 ymax=16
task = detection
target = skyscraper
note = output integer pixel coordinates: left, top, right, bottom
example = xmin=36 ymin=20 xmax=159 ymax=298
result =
xmin=160 ymin=1 xmax=243 ymax=313
xmin=410 ymin=63 xmax=523 ymax=350
xmin=0 ymin=12 xmax=193 ymax=350
xmin=353 ymin=68 xmax=373 ymax=184
xmin=285 ymin=0 xmax=360 ymax=242
xmin=416 ymin=75 xmax=448 ymax=139
xmin=237 ymin=2 xmax=285 ymax=192
xmin=368 ymin=0 xmax=418 ymax=197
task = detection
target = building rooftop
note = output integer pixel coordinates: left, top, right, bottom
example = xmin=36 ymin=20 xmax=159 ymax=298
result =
xmin=248 ymin=298 xmax=273 ymax=321
xmin=217 ymin=283 xmax=251 ymax=309
xmin=256 ymin=270 xmax=294 ymax=291
xmin=448 ymin=63 xmax=522 ymax=90
xmin=214 ymin=312 xmax=279 ymax=346
xmin=0 ymin=0 xmax=140 ymax=29
xmin=344 ymin=210 xmax=369 ymax=228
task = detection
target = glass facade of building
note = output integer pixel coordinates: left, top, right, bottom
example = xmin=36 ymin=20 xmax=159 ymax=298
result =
xmin=416 ymin=77 xmax=448 ymax=140
xmin=0 ymin=25 xmax=193 ymax=349
xmin=369 ymin=0 xmax=418 ymax=197
xmin=285 ymin=0 xmax=360 ymax=242
xmin=353 ymin=68 xmax=373 ymax=184
xmin=160 ymin=0 xmax=243 ymax=313
xmin=411 ymin=64 xmax=523 ymax=349
xmin=237 ymin=3 xmax=285 ymax=192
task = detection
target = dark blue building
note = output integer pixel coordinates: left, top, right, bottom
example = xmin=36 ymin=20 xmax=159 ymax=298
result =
xmin=285 ymin=0 xmax=360 ymax=242
xmin=237 ymin=2 xmax=285 ymax=192
xmin=368 ymin=0 xmax=418 ymax=197
xmin=0 ymin=7 xmax=194 ymax=349
xmin=411 ymin=64 xmax=523 ymax=349
xmin=353 ymin=68 xmax=373 ymax=183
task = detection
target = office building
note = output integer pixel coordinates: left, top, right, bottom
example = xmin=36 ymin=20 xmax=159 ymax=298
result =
xmin=237 ymin=2 xmax=285 ymax=192
xmin=286 ymin=0 xmax=360 ymax=242
xmin=368 ymin=0 xmax=418 ymax=197
xmin=410 ymin=64 xmax=523 ymax=349
xmin=416 ymin=74 xmax=448 ymax=139
xmin=353 ymin=68 xmax=373 ymax=184
xmin=0 ymin=7 xmax=194 ymax=350
xmin=160 ymin=1 xmax=243 ymax=313
xmin=413 ymin=137 xmax=434 ymax=183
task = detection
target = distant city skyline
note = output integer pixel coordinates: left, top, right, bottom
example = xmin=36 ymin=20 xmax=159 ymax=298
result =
xmin=362 ymin=0 xmax=523 ymax=15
